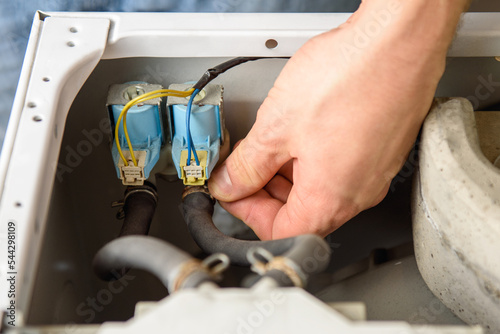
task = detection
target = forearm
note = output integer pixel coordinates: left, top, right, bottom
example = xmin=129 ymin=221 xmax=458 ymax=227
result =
xmin=389 ymin=0 xmax=470 ymax=56
xmin=332 ymin=0 xmax=471 ymax=110
xmin=348 ymin=0 xmax=469 ymax=63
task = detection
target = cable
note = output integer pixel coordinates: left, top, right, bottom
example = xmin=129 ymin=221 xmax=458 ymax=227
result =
xmin=115 ymin=88 xmax=195 ymax=166
xmin=183 ymin=57 xmax=289 ymax=166
xmin=186 ymin=89 xmax=201 ymax=166
xmin=116 ymin=93 xmax=183 ymax=166
xmin=117 ymin=88 xmax=194 ymax=166
xmin=120 ymin=92 xmax=189 ymax=165
xmin=182 ymin=189 xmax=331 ymax=287
xmin=192 ymin=57 xmax=289 ymax=91
xmin=116 ymin=57 xmax=288 ymax=167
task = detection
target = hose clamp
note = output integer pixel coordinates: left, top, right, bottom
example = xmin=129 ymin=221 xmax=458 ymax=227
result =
xmin=182 ymin=185 xmax=214 ymax=202
xmin=172 ymin=253 xmax=229 ymax=292
xmin=123 ymin=188 xmax=158 ymax=205
xmin=112 ymin=183 xmax=158 ymax=219
xmin=124 ymin=182 xmax=158 ymax=205
xmin=247 ymin=247 xmax=307 ymax=288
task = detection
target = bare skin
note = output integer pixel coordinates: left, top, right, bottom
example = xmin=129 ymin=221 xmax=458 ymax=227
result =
xmin=208 ymin=0 xmax=472 ymax=240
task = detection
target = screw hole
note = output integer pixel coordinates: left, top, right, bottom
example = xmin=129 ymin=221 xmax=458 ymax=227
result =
xmin=33 ymin=115 xmax=43 ymax=122
xmin=42 ymin=77 xmax=50 ymax=82
xmin=27 ymin=102 xmax=36 ymax=108
xmin=15 ymin=202 xmax=22 ymax=207
xmin=265 ymin=39 xmax=278 ymax=49
xmin=67 ymin=41 xmax=75 ymax=47
xmin=69 ymin=27 xmax=78 ymax=33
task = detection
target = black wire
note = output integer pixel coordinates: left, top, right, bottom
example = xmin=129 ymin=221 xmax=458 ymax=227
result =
xmin=192 ymin=57 xmax=289 ymax=91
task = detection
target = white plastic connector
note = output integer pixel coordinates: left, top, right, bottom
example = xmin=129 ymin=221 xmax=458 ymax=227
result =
xmin=180 ymin=150 xmax=208 ymax=186
xmin=121 ymin=165 xmax=144 ymax=184
xmin=183 ymin=165 xmax=203 ymax=179
xmin=118 ymin=150 xmax=147 ymax=185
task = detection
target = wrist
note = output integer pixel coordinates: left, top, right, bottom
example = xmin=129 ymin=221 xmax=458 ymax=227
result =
xmin=346 ymin=0 xmax=469 ymax=81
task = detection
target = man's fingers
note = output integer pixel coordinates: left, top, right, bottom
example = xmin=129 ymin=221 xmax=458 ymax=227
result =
xmin=221 ymin=176 xmax=359 ymax=240
xmin=271 ymin=186 xmax=359 ymax=239
xmin=222 ymin=187 xmax=337 ymax=241
xmin=270 ymin=189 xmax=320 ymax=239
xmin=208 ymin=131 xmax=289 ymax=202
xmin=219 ymin=189 xmax=283 ymax=240
xmin=277 ymin=159 xmax=294 ymax=182
xmin=264 ymin=174 xmax=292 ymax=203
xmin=233 ymin=139 xmax=243 ymax=150
xmin=218 ymin=174 xmax=291 ymax=240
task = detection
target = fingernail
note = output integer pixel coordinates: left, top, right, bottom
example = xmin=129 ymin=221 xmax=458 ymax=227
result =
xmin=210 ymin=163 xmax=232 ymax=198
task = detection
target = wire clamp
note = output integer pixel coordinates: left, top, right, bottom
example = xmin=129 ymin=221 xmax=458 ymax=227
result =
xmin=202 ymin=253 xmax=230 ymax=279
xmin=181 ymin=185 xmax=214 ymax=202
xmin=247 ymin=247 xmax=307 ymax=288
xmin=111 ymin=200 xmax=125 ymax=220
xmin=172 ymin=253 xmax=229 ymax=292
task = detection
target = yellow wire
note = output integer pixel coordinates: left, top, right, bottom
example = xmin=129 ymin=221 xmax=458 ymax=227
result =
xmin=131 ymin=88 xmax=193 ymax=101
xmin=121 ymin=92 xmax=189 ymax=165
xmin=115 ymin=88 xmax=195 ymax=166
xmin=117 ymin=91 xmax=192 ymax=166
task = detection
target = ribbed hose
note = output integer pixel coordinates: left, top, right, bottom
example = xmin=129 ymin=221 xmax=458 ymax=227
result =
xmin=183 ymin=191 xmax=294 ymax=265
xmin=119 ymin=182 xmax=157 ymax=237
xmin=92 ymin=235 xmax=213 ymax=293
xmin=182 ymin=191 xmax=331 ymax=286
xmin=93 ymin=182 xmax=159 ymax=282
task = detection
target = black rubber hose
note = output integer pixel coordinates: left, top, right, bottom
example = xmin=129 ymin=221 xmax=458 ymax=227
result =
xmin=92 ymin=235 xmax=213 ymax=292
xmin=182 ymin=191 xmax=331 ymax=275
xmin=119 ymin=182 xmax=157 ymax=237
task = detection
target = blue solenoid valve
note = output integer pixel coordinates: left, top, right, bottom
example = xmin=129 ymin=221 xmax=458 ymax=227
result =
xmin=167 ymin=83 xmax=225 ymax=186
xmin=107 ymin=82 xmax=164 ymax=185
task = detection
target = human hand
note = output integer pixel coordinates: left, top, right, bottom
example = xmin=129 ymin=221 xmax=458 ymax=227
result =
xmin=208 ymin=0 xmax=469 ymax=240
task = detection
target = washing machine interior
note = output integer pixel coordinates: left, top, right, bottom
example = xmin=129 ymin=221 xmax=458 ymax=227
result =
xmin=0 ymin=11 xmax=499 ymax=334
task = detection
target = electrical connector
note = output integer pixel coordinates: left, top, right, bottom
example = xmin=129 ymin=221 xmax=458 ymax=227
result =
xmin=169 ymin=83 xmax=225 ymax=186
xmin=107 ymin=82 xmax=165 ymax=185
xmin=118 ymin=150 xmax=147 ymax=185
xmin=180 ymin=150 xmax=208 ymax=186
xmin=183 ymin=165 xmax=202 ymax=179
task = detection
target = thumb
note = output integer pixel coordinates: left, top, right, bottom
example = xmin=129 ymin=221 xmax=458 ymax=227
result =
xmin=208 ymin=126 xmax=290 ymax=202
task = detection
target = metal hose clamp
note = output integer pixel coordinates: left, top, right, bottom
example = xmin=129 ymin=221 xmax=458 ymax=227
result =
xmin=112 ymin=182 xmax=158 ymax=219
xmin=172 ymin=253 xmax=230 ymax=292
xmin=124 ymin=182 xmax=158 ymax=205
xmin=247 ymin=247 xmax=307 ymax=288
xmin=182 ymin=185 xmax=214 ymax=202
